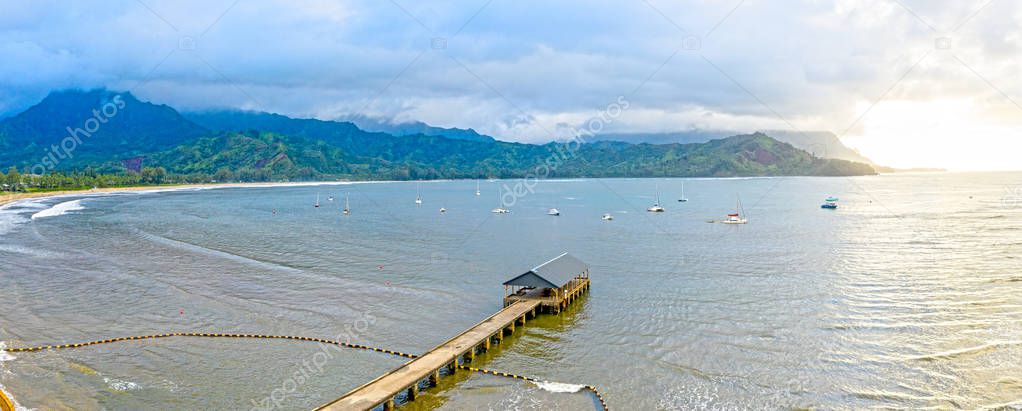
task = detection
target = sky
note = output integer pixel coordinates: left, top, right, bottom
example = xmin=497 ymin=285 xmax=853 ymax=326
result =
xmin=1 ymin=0 xmax=1020 ymax=170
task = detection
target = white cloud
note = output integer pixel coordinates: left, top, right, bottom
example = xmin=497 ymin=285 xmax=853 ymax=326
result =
xmin=0 ymin=0 xmax=1020 ymax=169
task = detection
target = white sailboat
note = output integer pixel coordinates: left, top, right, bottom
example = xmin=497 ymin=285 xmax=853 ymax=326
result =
xmin=491 ymin=190 xmax=510 ymax=213
xmin=314 ymin=193 xmax=320 ymax=208
xmin=342 ymin=193 xmax=350 ymax=215
xmin=720 ymin=195 xmax=748 ymax=224
xmin=602 ymin=213 xmax=614 ymax=221
xmin=647 ymin=184 xmax=665 ymax=212
xmin=678 ymin=181 xmax=688 ymax=202
xmin=440 ymin=207 xmax=447 ymax=214
xmin=475 ymin=180 xmax=481 ymax=196
xmin=415 ymin=182 xmax=423 ymax=205
xmin=548 ymin=197 xmax=561 ymax=216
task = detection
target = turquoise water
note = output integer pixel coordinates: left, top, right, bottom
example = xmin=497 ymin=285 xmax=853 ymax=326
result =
xmin=1 ymin=173 xmax=1021 ymax=410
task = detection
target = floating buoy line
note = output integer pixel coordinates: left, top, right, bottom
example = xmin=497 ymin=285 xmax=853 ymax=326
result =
xmin=1 ymin=332 xmax=609 ymax=411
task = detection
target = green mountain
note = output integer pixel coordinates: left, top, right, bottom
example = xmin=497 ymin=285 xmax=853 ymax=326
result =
xmin=759 ymin=130 xmax=874 ymax=165
xmin=551 ymin=134 xmax=875 ymax=177
xmin=0 ymin=89 xmax=206 ymax=171
xmin=591 ymin=129 xmax=876 ymax=165
xmin=189 ymin=111 xmax=495 ymax=143
xmin=146 ymin=130 xmax=873 ymax=180
xmin=0 ymin=90 xmax=876 ymax=180
xmin=319 ymin=114 xmax=493 ymax=143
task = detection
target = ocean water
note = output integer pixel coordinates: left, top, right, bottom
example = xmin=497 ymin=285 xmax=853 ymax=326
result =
xmin=1 ymin=173 xmax=1021 ymax=410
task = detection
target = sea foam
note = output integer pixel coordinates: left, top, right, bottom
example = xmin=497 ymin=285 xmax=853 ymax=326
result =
xmin=0 ymin=342 xmax=14 ymax=362
xmin=103 ymin=377 xmax=142 ymax=392
xmin=30 ymin=200 xmax=83 ymax=220
xmin=533 ymin=380 xmax=585 ymax=393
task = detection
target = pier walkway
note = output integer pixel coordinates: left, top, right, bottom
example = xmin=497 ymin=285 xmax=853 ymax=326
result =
xmin=319 ymin=300 xmax=542 ymax=411
xmin=318 ymin=252 xmax=591 ymax=410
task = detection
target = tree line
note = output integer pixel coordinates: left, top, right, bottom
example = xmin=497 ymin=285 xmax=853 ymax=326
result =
xmin=0 ymin=166 xmax=198 ymax=192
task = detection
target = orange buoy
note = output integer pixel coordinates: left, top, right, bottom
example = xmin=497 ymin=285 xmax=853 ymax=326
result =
xmin=0 ymin=387 xmax=15 ymax=411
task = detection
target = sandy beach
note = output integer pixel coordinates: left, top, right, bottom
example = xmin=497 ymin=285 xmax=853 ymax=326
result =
xmin=0 ymin=181 xmax=360 ymax=207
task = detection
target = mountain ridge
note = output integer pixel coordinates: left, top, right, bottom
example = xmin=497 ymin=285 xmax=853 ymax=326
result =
xmin=337 ymin=114 xmax=496 ymax=143
xmin=0 ymin=89 xmax=207 ymax=172
xmin=0 ymin=89 xmax=877 ymax=180
xmin=590 ymin=129 xmax=875 ymax=165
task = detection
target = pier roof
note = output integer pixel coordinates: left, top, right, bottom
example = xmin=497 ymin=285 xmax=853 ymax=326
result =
xmin=503 ymin=253 xmax=588 ymax=289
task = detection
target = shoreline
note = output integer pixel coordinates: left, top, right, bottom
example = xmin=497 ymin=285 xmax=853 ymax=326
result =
xmin=0 ymin=181 xmax=364 ymax=208
xmin=0 ymin=176 xmax=784 ymax=208
xmin=0 ymin=171 xmax=976 ymax=208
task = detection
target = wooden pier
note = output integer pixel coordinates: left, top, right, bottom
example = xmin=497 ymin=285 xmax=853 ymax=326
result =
xmin=317 ymin=253 xmax=590 ymax=411
xmin=503 ymin=252 xmax=591 ymax=314
xmin=318 ymin=300 xmax=541 ymax=410
xmin=504 ymin=275 xmax=590 ymax=314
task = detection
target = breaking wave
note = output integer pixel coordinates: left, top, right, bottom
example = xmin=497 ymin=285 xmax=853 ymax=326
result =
xmin=533 ymin=381 xmax=585 ymax=393
xmin=30 ymin=200 xmax=84 ymax=220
